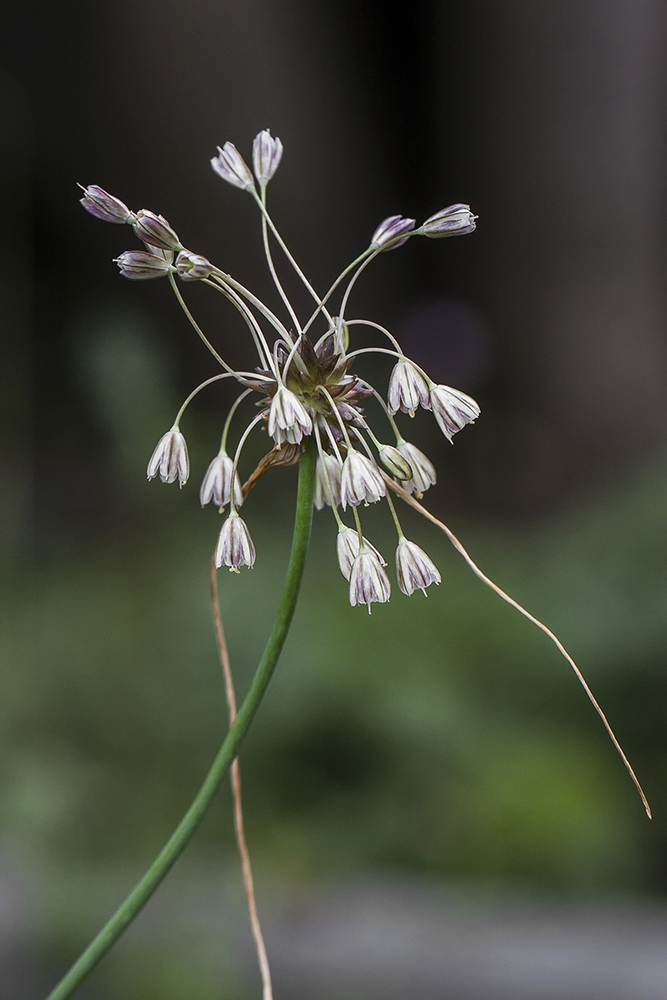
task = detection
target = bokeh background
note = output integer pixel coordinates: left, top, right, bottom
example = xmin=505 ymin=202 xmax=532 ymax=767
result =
xmin=2 ymin=1 xmax=667 ymax=997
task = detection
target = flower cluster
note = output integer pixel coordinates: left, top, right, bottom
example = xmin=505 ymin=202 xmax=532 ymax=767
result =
xmin=80 ymin=130 xmax=480 ymax=610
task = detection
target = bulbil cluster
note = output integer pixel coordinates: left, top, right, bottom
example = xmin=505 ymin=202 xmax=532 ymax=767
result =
xmin=80 ymin=130 xmax=480 ymax=611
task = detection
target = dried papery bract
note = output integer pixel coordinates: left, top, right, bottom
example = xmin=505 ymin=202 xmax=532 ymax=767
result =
xmin=147 ymin=428 xmax=189 ymax=486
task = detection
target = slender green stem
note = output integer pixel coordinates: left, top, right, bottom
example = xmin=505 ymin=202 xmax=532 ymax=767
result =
xmin=45 ymin=440 xmax=317 ymax=1000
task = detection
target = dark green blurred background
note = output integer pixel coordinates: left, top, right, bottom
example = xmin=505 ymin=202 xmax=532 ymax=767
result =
xmin=2 ymin=1 xmax=667 ymax=998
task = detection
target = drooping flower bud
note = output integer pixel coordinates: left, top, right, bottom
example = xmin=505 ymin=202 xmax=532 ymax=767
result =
xmin=79 ymin=184 xmax=134 ymax=224
xmin=314 ymin=452 xmax=342 ymax=510
xmin=267 ymin=386 xmax=313 ymax=445
xmin=397 ymin=442 xmax=437 ymax=496
xmin=176 ymin=250 xmax=214 ymax=281
xmin=387 ymin=360 xmax=431 ymax=417
xmin=420 ymin=204 xmax=477 ymax=238
xmin=147 ymin=428 xmax=189 ymax=486
xmin=395 ymin=539 xmax=441 ymax=596
xmin=377 ymin=444 xmax=413 ymax=480
xmin=215 ymin=511 xmax=256 ymax=570
xmin=200 ymin=453 xmax=243 ymax=509
xmin=340 ymin=450 xmax=386 ymax=508
xmin=132 ymin=210 xmax=183 ymax=252
xmin=430 ymin=385 xmax=480 ymax=442
xmin=336 ymin=527 xmax=386 ymax=581
xmin=211 ymin=142 xmax=255 ymax=191
xmin=114 ymin=250 xmax=173 ymax=280
xmin=252 ymin=129 xmax=283 ymax=184
xmin=349 ymin=546 xmax=391 ymax=612
xmin=370 ymin=215 xmax=416 ymax=251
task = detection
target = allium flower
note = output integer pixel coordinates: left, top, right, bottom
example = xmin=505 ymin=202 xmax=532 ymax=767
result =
xmin=79 ymin=184 xmax=134 ymax=224
xmin=398 ymin=441 xmax=437 ymax=495
xmin=377 ymin=444 xmax=413 ymax=480
xmin=370 ymin=215 xmax=416 ymax=251
xmin=336 ymin=527 xmax=386 ymax=581
xmin=211 ymin=142 xmax=255 ymax=191
xmin=115 ymin=250 xmax=173 ymax=280
xmin=133 ymin=210 xmax=182 ymax=252
xmin=340 ymin=451 xmax=386 ymax=508
xmin=215 ymin=511 xmax=256 ymax=570
xmin=200 ymin=454 xmax=243 ymax=509
xmin=395 ymin=539 xmax=441 ymax=596
xmin=421 ymin=204 xmax=477 ymax=238
xmin=267 ymin=386 xmax=313 ymax=445
xmin=387 ymin=360 xmax=431 ymax=416
xmin=252 ymin=129 xmax=283 ymax=183
xmin=147 ymin=428 xmax=189 ymax=486
xmin=176 ymin=250 xmax=214 ymax=281
xmin=314 ymin=452 xmax=342 ymax=510
xmin=430 ymin=385 xmax=480 ymax=442
xmin=349 ymin=547 xmax=391 ymax=612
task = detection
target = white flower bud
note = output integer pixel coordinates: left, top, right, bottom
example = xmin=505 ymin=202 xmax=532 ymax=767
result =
xmin=132 ymin=210 xmax=182 ymax=252
xmin=421 ymin=204 xmax=477 ymax=238
xmin=79 ymin=184 xmax=134 ymax=224
xmin=395 ymin=539 xmax=441 ymax=596
xmin=200 ymin=453 xmax=243 ymax=509
xmin=377 ymin=444 xmax=413 ymax=480
xmin=349 ymin=547 xmax=391 ymax=612
xmin=267 ymin=386 xmax=312 ymax=445
xmin=387 ymin=360 xmax=430 ymax=416
xmin=252 ymin=129 xmax=283 ymax=183
xmin=314 ymin=452 xmax=342 ymax=510
xmin=340 ymin=451 xmax=386 ymax=509
xmin=370 ymin=215 xmax=416 ymax=251
xmin=210 ymin=142 xmax=255 ymax=191
xmin=176 ymin=250 xmax=214 ymax=281
xmin=397 ymin=442 xmax=437 ymax=495
xmin=215 ymin=511 xmax=256 ymax=570
xmin=147 ymin=428 xmax=189 ymax=486
xmin=114 ymin=250 xmax=173 ymax=280
xmin=430 ymin=385 xmax=480 ymax=442
xmin=336 ymin=527 xmax=386 ymax=581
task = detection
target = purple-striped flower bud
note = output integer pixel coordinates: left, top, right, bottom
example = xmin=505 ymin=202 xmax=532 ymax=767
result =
xmin=176 ymin=250 xmax=214 ymax=281
xmin=387 ymin=360 xmax=431 ymax=416
xmin=133 ymin=210 xmax=182 ymax=252
xmin=147 ymin=428 xmax=189 ymax=486
xmin=200 ymin=453 xmax=243 ymax=509
xmin=267 ymin=386 xmax=313 ymax=445
xmin=370 ymin=215 xmax=416 ymax=251
xmin=377 ymin=444 xmax=413 ymax=480
xmin=430 ymin=385 xmax=480 ymax=442
xmin=252 ymin=129 xmax=283 ymax=184
xmin=114 ymin=250 xmax=173 ymax=280
xmin=211 ymin=142 xmax=255 ymax=191
xmin=336 ymin=527 xmax=386 ymax=582
xmin=340 ymin=451 xmax=386 ymax=508
xmin=314 ymin=452 xmax=342 ymax=510
xmin=79 ymin=184 xmax=134 ymax=224
xmin=397 ymin=442 xmax=437 ymax=496
xmin=421 ymin=204 xmax=477 ymax=238
xmin=215 ymin=511 xmax=256 ymax=570
xmin=349 ymin=546 xmax=391 ymax=612
xmin=395 ymin=539 xmax=441 ymax=596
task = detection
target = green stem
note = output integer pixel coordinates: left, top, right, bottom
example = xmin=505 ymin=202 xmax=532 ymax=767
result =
xmin=45 ymin=440 xmax=317 ymax=1000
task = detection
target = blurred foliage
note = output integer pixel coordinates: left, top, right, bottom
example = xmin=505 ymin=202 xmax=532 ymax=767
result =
xmin=2 ymin=311 xmax=667 ymax=998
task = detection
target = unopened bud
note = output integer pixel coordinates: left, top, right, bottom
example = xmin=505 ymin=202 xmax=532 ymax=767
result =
xmin=378 ymin=444 xmax=412 ymax=480
xmin=114 ymin=250 xmax=173 ymax=280
xmin=420 ymin=204 xmax=477 ymax=238
xmin=252 ymin=129 xmax=283 ymax=184
xmin=370 ymin=215 xmax=416 ymax=251
xmin=176 ymin=250 xmax=214 ymax=281
xmin=79 ymin=184 xmax=134 ymax=224
xmin=133 ymin=210 xmax=182 ymax=252
xmin=211 ymin=142 xmax=255 ymax=191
